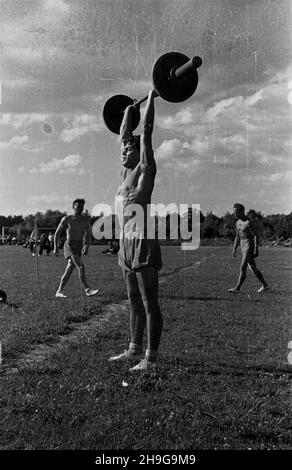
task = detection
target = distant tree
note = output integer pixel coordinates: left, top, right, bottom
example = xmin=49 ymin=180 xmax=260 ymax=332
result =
xmin=246 ymin=209 xmax=264 ymax=237
xmin=220 ymin=212 xmax=236 ymax=240
xmin=1 ymin=209 xmax=292 ymax=243
xmin=201 ymin=212 xmax=222 ymax=238
xmin=0 ymin=215 xmax=24 ymax=227
xmin=22 ymin=214 xmax=37 ymax=232
xmin=262 ymin=217 xmax=275 ymax=240
xmin=41 ymin=210 xmax=66 ymax=228
xmin=274 ymin=215 xmax=290 ymax=239
xmin=21 ymin=210 xmax=66 ymax=232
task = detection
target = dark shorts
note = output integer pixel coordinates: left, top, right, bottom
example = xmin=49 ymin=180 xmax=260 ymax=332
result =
xmin=118 ymin=236 xmax=162 ymax=273
xmin=64 ymin=240 xmax=83 ymax=260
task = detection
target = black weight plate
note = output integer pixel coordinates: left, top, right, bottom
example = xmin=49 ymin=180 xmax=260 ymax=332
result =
xmin=0 ymin=290 xmax=7 ymax=303
xmin=103 ymin=94 xmax=140 ymax=135
xmin=152 ymin=52 xmax=198 ymax=103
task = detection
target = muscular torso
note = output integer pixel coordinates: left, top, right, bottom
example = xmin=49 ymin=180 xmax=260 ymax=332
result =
xmin=64 ymin=215 xmax=88 ymax=242
xmin=116 ymin=160 xmax=162 ymax=272
xmin=236 ymin=219 xmax=254 ymax=241
xmin=116 ymin=163 xmax=156 ymax=232
xmin=117 ymin=164 xmax=155 ymax=204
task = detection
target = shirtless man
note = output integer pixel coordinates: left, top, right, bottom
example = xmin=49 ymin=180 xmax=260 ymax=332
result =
xmin=54 ymin=198 xmax=99 ymax=298
xmin=109 ymin=90 xmax=163 ymax=372
xmin=228 ymin=203 xmax=269 ymax=293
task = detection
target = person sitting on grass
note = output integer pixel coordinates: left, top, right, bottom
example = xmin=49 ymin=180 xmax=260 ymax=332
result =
xmin=54 ymin=198 xmax=99 ymax=298
xmin=228 ymin=203 xmax=269 ymax=293
xmin=39 ymin=233 xmax=51 ymax=256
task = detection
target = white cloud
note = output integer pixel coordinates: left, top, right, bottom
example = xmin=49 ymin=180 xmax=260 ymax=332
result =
xmin=30 ymin=154 xmax=84 ymax=174
xmin=44 ymin=0 xmax=69 ymax=13
xmin=158 ymin=107 xmax=194 ymax=129
xmin=189 ymin=138 xmax=210 ymax=155
xmin=0 ymin=135 xmax=29 ymax=150
xmin=4 ymin=47 xmax=51 ymax=65
xmin=268 ymin=173 xmax=284 ymax=183
xmin=156 ymin=68 xmax=292 ymax=172
xmin=2 ymin=79 xmax=38 ymax=90
xmin=204 ymin=90 xmax=263 ymax=123
xmin=156 ymin=138 xmax=184 ymax=160
xmin=0 ymin=113 xmax=50 ymax=129
xmin=60 ymin=114 xmax=103 ymax=142
xmin=27 ymin=194 xmax=62 ymax=205
xmin=268 ymin=171 xmax=292 ymax=183
xmin=205 ymin=96 xmax=243 ymax=122
xmin=155 ymin=138 xmax=201 ymax=174
xmin=60 ymin=127 xmax=92 ymax=143
xmin=245 ymin=90 xmax=264 ymax=107
xmin=244 ymin=170 xmax=292 ymax=184
xmin=218 ymin=135 xmax=246 ymax=146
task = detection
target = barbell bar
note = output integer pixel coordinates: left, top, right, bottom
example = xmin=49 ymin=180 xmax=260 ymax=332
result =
xmin=103 ymin=52 xmax=202 ymax=134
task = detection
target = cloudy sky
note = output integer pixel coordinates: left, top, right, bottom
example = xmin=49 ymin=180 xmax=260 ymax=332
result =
xmin=0 ymin=0 xmax=291 ymax=217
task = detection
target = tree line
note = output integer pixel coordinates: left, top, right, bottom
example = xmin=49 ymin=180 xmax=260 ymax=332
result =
xmin=1 ymin=209 xmax=291 ymax=244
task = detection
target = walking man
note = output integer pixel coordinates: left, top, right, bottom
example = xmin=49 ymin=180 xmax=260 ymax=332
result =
xmin=54 ymin=198 xmax=99 ymax=298
xmin=228 ymin=203 xmax=269 ymax=293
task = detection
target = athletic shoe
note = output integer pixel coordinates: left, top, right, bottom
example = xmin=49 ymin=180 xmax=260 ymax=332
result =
xmin=228 ymin=288 xmax=240 ymax=293
xmin=55 ymin=291 xmax=67 ymax=298
xmin=85 ymin=288 xmax=100 ymax=297
xmin=108 ymin=350 xmax=144 ymax=362
xmin=257 ymin=286 xmax=270 ymax=293
xmin=129 ymin=358 xmax=156 ymax=372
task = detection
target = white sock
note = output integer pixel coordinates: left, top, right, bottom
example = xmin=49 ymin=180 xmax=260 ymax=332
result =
xmin=145 ymin=349 xmax=158 ymax=362
xmin=129 ymin=342 xmax=142 ymax=354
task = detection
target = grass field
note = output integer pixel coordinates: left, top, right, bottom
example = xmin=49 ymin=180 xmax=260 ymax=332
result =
xmin=0 ymin=244 xmax=291 ymax=450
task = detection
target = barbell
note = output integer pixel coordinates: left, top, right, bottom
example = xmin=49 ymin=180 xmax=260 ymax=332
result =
xmin=0 ymin=289 xmax=7 ymax=304
xmin=103 ymin=52 xmax=202 ymax=134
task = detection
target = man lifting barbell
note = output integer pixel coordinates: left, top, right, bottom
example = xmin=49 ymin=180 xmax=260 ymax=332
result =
xmin=106 ymin=51 xmax=202 ymax=371
xmin=108 ymin=89 xmax=163 ymax=372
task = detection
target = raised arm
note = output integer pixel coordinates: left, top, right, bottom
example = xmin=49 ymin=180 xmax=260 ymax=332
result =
xmin=140 ymin=89 xmax=158 ymax=168
xmin=54 ymin=216 xmax=67 ymax=255
xmin=120 ymin=104 xmax=137 ymax=143
xmin=134 ymin=90 xmax=159 ymax=198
